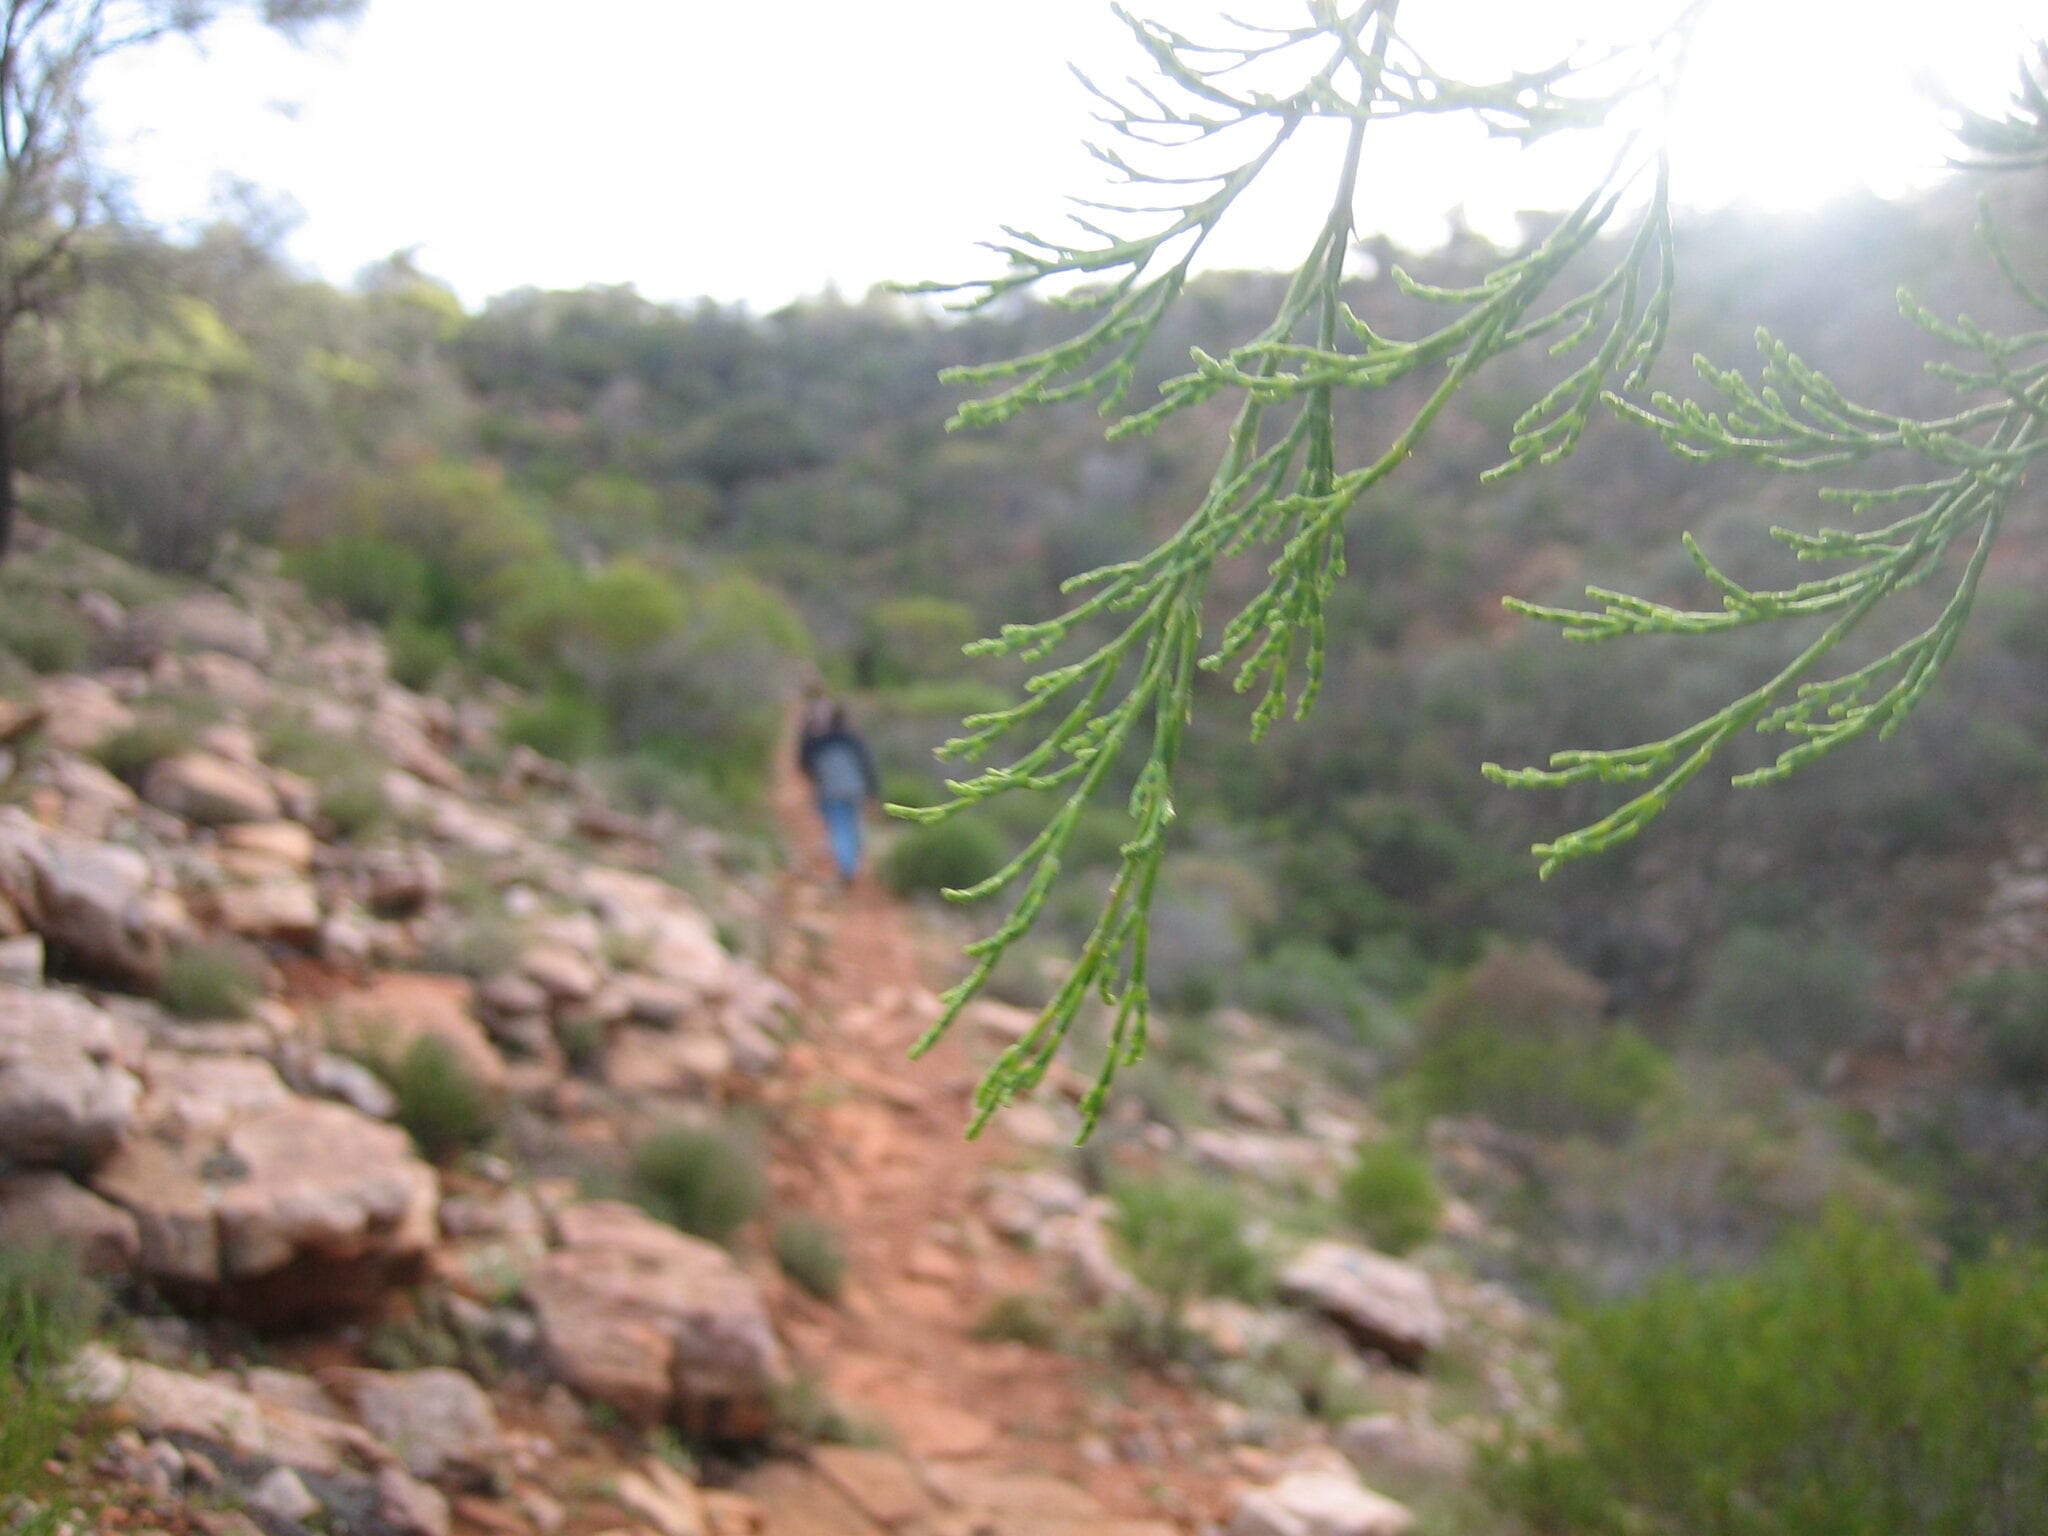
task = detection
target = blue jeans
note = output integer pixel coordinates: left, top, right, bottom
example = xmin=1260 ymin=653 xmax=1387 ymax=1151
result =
xmin=820 ymin=797 xmax=863 ymax=881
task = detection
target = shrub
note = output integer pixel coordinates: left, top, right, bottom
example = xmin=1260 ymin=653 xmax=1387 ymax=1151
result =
xmin=880 ymin=818 xmax=1006 ymax=897
xmin=318 ymin=766 xmax=390 ymax=841
xmin=1109 ymin=1175 xmax=1266 ymax=1310
xmin=772 ymin=1215 xmax=847 ymax=1303
xmin=1401 ymin=942 xmax=1668 ymax=1139
xmin=502 ymin=686 xmax=609 ymax=763
xmin=0 ymin=591 xmax=90 ymax=675
xmin=1490 ymin=1208 xmax=2048 ymax=1536
xmin=1337 ymin=1140 xmax=1443 ymax=1256
xmin=384 ymin=1036 xmax=498 ymax=1164
xmin=287 ymin=534 xmax=431 ymax=624
xmin=385 ymin=618 xmax=460 ymax=692
xmin=0 ymin=1243 xmax=102 ymax=1536
xmin=1694 ymin=925 xmax=1882 ymax=1076
xmin=630 ymin=1121 xmax=766 ymax=1246
xmin=93 ymin=717 xmax=198 ymax=788
xmin=972 ymin=1293 xmax=1061 ymax=1348
xmin=157 ymin=939 xmax=265 ymax=1020
xmin=1954 ymin=967 xmax=2048 ymax=1091
xmin=1404 ymin=1020 xmax=1668 ymax=1141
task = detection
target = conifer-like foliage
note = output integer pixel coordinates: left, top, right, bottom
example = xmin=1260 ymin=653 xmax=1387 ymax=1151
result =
xmin=899 ymin=1 xmax=2048 ymax=1136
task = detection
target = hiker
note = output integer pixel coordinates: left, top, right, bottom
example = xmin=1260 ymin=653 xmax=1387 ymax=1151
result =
xmin=797 ymin=698 xmax=879 ymax=885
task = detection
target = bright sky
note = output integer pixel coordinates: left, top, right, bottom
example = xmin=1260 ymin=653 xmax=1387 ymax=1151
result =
xmin=89 ymin=0 xmax=2046 ymax=312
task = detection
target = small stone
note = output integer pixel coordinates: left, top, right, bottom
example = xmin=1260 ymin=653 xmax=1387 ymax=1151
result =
xmin=249 ymin=1466 xmax=321 ymax=1523
xmin=379 ymin=1466 xmax=452 ymax=1536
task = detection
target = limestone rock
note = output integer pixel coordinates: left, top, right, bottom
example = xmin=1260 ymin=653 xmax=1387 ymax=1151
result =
xmin=35 ymin=676 xmax=134 ymax=754
xmin=615 ymin=1457 xmax=709 ymax=1536
xmin=221 ymin=821 xmax=318 ymax=875
xmin=0 ymin=933 xmax=44 ymax=985
xmin=1228 ymin=1469 xmax=1414 ymax=1536
xmin=0 ymin=1170 xmax=141 ymax=1273
xmin=0 ymin=983 xmax=144 ymax=1168
xmin=215 ymin=877 xmax=322 ymax=944
xmin=378 ymin=1467 xmax=452 ymax=1536
xmin=0 ymin=810 xmax=175 ymax=987
xmin=602 ymin=1026 xmax=730 ymax=1098
xmin=520 ymin=940 xmax=602 ymax=1003
xmin=143 ymin=752 xmax=282 ymax=827
xmin=1276 ymin=1243 xmax=1445 ymax=1367
xmin=93 ymin=1089 xmax=437 ymax=1318
xmin=526 ymin=1199 xmax=787 ymax=1439
xmin=74 ymin=1347 xmax=376 ymax=1476
xmin=322 ymin=1367 xmax=503 ymax=1488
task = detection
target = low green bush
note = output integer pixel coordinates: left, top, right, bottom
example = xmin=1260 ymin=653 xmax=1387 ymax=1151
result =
xmin=318 ymin=766 xmax=390 ymax=841
xmin=502 ymin=685 xmax=608 ymax=763
xmin=93 ymin=717 xmax=199 ymax=788
xmin=772 ymin=1215 xmax=847 ymax=1303
xmin=287 ymin=534 xmax=431 ymax=625
xmin=972 ymin=1292 xmax=1062 ymax=1348
xmin=0 ymin=591 xmax=90 ymax=675
xmin=880 ymin=818 xmax=1006 ymax=897
xmin=1954 ymin=966 xmax=2048 ymax=1091
xmin=1490 ymin=1207 xmax=2048 ymax=1536
xmin=157 ymin=939 xmax=265 ymax=1020
xmin=0 ymin=1243 xmax=102 ymax=1536
xmin=1401 ymin=942 xmax=1667 ymax=1139
xmin=630 ymin=1121 xmax=766 ymax=1246
xmin=1694 ymin=925 xmax=1883 ymax=1077
xmin=1109 ymin=1175 xmax=1267 ymax=1310
xmin=384 ymin=1036 xmax=499 ymax=1164
xmin=385 ymin=618 xmax=460 ymax=692
xmin=1404 ymin=1022 xmax=1669 ymax=1141
xmin=1337 ymin=1139 xmax=1443 ymax=1256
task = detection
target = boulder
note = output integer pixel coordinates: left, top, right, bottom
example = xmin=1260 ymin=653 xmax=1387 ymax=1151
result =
xmin=93 ymin=1085 xmax=438 ymax=1320
xmin=215 ymin=877 xmax=323 ymax=945
xmin=143 ymin=752 xmax=282 ymax=827
xmin=526 ymin=1199 xmax=787 ymax=1439
xmin=0 ymin=984 xmax=144 ymax=1168
xmin=0 ymin=810 xmax=176 ymax=987
xmin=1228 ymin=1470 xmax=1414 ymax=1536
xmin=1276 ymin=1243 xmax=1445 ymax=1367
xmin=0 ymin=1170 xmax=141 ymax=1273
xmin=602 ymin=1026 xmax=731 ymax=1098
xmin=221 ymin=821 xmax=318 ymax=875
xmin=321 ymin=1367 xmax=503 ymax=1488
xmin=35 ymin=676 xmax=134 ymax=754
xmin=520 ymin=940 xmax=602 ymax=1003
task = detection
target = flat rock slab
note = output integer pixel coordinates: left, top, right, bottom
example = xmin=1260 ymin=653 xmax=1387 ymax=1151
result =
xmin=93 ymin=1089 xmax=437 ymax=1320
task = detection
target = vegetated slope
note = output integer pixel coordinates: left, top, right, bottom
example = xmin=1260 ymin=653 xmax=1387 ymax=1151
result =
xmin=0 ymin=525 xmax=1549 ymax=1536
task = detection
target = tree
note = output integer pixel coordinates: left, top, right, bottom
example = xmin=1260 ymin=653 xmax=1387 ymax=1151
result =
xmin=896 ymin=2 xmax=2048 ymax=1135
xmin=0 ymin=0 xmax=363 ymax=559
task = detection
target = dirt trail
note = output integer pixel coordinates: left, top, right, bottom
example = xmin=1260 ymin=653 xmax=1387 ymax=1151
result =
xmin=746 ymin=746 xmax=1234 ymax=1534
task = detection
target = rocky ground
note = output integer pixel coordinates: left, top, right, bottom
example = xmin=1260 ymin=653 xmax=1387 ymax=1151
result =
xmin=0 ymin=532 xmax=1534 ymax=1536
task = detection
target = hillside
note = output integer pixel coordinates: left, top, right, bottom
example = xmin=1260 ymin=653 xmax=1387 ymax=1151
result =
xmin=3 ymin=170 xmax=2048 ymax=1536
